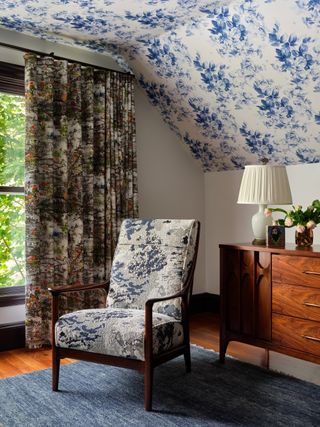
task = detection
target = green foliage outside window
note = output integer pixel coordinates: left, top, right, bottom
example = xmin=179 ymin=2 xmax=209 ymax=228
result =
xmin=0 ymin=92 xmax=25 ymax=288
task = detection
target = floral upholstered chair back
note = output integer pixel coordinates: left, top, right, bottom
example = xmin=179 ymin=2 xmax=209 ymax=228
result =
xmin=107 ymin=219 xmax=199 ymax=320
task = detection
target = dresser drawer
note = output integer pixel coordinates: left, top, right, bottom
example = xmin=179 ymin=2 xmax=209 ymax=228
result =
xmin=272 ymin=314 xmax=320 ymax=357
xmin=272 ymin=255 xmax=320 ymax=288
xmin=273 ymin=283 xmax=320 ymax=322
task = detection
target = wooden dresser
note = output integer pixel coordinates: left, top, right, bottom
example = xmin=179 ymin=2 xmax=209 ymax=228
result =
xmin=219 ymin=243 xmax=320 ymax=365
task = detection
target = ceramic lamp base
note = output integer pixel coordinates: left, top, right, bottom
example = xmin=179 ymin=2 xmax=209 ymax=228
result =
xmin=251 ymin=204 xmax=273 ymax=245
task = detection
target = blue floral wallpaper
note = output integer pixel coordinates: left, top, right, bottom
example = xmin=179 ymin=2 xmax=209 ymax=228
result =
xmin=0 ymin=0 xmax=319 ymax=171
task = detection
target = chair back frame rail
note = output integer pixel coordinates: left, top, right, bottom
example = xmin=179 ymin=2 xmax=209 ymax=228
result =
xmin=49 ymin=220 xmax=200 ymax=411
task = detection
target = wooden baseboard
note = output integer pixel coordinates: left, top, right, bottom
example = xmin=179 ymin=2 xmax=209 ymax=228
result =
xmin=190 ymin=293 xmax=220 ymax=314
xmin=0 ymin=321 xmax=25 ymax=351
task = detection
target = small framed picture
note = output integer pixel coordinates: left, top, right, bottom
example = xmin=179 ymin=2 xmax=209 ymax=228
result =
xmin=267 ymin=225 xmax=285 ymax=248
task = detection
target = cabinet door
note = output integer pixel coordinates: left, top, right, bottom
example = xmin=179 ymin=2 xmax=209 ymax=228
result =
xmin=255 ymin=251 xmax=272 ymax=341
xmin=221 ymin=247 xmax=241 ymax=333
xmin=221 ymin=248 xmax=271 ymax=341
xmin=240 ymin=250 xmax=255 ymax=335
xmin=240 ymin=250 xmax=271 ymax=340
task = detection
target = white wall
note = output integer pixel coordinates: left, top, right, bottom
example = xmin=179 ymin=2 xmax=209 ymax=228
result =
xmin=135 ymin=85 xmax=205 ymax=291
xmin=0 ymin=28 xmax=205 ymax=325
xmin=205 ymin=163 xmax=320 ymax=384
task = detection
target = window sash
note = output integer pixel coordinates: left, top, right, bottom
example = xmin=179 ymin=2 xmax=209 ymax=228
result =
xmin=0 ymin=285 xmax=25 ymax=306
xmin=0 ymin=186 xmax=25 ymax=300
xmin=0 ymin=186 xmax=24 ymax=195
xmin=0 ymin=61 xmax=24 ymax=96
xmin=0 ymin=61 xmax=25 ymax=304
xmin=0 ymin=190 xmax=26 ymax=295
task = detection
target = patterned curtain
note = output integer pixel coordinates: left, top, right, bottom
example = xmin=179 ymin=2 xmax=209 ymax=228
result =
xmin=24 ymin=54 xmax=138 ymax=349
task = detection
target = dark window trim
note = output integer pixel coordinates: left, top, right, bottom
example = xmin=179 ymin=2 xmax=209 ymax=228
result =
xmin=0 ymin=187 xmax=25 ymax=300
xmin=0 ymin=186 xmax=24 ymax=195
xmin=0 ymin=61 xmax=24 ymax=96
xmin=0 ymin=61 xmax=25 ymax=313
xmin=0 ymin=286 xmax=25 ymax=307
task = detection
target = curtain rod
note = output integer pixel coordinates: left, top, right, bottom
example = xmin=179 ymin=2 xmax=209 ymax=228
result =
xmin=0 ymin=41 xmax=133 ymax=77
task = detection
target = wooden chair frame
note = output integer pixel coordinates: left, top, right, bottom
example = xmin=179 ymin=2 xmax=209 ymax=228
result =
xmin=49 ymin=221 xmax=200 ymax=411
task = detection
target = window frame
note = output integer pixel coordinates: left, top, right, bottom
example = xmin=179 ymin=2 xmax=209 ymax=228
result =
xmin=0 ymin=61 xmax=25 ymax=306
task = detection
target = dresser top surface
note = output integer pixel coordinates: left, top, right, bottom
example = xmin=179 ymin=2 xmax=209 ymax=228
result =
xmin=219 ymin=243 xmax=320 ymax=258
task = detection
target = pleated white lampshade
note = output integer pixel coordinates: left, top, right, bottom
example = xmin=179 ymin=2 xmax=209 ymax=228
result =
xmin=237 ymin=165 xmax=292 ymax=244
xmin=237 ymin=165 xmax=292 ymax=205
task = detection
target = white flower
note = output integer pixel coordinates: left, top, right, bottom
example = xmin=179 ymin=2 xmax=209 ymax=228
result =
xmin=296 ymin=224 xmax=305 ymax=233
xmin=264 ymin=208 xmax=272 ymax=217
xmin=294 ymin=205 xmax=302 ymax=211
xmin=284 ymin=217 xmax=293 ymax=227
xmin=306 ymin=220 xmax=316 ymax=230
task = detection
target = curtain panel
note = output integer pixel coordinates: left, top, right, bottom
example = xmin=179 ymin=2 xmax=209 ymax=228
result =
xmin=24 ymin=54 xmax=138 ymax=348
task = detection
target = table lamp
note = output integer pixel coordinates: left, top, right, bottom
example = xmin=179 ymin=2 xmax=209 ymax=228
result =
xmin=237 ymin=165 xmax=292 ymax=245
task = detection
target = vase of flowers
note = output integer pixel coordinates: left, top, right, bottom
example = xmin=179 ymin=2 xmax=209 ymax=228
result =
xmin=295 ymin=227 xmax=313 ymax=247
xmin=265 ymin=199 xmax=320 ymax=248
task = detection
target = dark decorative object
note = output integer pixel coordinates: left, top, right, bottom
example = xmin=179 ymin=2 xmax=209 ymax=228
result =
xmin=267 ymin=225 xmax=285 ymax=248
xmin=295 ymin=228 xmax=314 ymax=247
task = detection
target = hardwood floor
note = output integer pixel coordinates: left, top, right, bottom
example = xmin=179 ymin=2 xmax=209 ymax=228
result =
xmin=0 ymin=312 xmax=268 ymax=379
xmin=190 ymin=312 xmax=269 ymax=368
xmin=0 ymin=347 xmax=74 ymax=379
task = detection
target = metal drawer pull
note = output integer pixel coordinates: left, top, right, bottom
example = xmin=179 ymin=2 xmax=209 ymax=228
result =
xmin=302 ymin=335 xmax=320 ymax=343
xmin=303 ymin=270 xmax=320 ymax=276
xmin=304 ymin=302 xmax=320 ymax=308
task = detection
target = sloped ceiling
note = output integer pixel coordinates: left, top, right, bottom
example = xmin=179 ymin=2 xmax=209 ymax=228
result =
xmin=0 ymin=0 xmax=319 ymax=171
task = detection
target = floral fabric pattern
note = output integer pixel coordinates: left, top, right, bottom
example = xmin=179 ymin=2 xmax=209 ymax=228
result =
xmin=55 ymin=307 xmax=184 ymax=361
xmin=0 ymin=1 xmax=320 ymax=170
xmin=25 ymin=54 xmax=138 ymax=348
xmin=108 ymin=219 xmax=198 ymax=319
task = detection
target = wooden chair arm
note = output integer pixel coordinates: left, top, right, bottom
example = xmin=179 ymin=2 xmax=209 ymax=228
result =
xmin=144 ymin=288 xmax=189 ymax=362
xmin=145 ymin=289 xmax=186 ymax=309
xmin=49 ymin=281 xmax=110 ymax=296
xmin=50 ymin=281 xmax=110 ymax=349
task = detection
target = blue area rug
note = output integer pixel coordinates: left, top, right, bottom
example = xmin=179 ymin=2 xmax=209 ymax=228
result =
xmin=0 ymin=346 xmax=319 ymax=426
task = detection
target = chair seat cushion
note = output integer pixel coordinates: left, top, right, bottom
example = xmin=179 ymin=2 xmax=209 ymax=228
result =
xmin=55 ymin=308 xmax=184 ymax=361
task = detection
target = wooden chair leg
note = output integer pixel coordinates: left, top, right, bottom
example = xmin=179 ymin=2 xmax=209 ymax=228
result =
xmin=219 ymin=339 xmax=228 ymax=364
xmin=144 ymin=361 xmax=153 ymax=411
xmin=52 ymin=348 xmax=60 ymax=391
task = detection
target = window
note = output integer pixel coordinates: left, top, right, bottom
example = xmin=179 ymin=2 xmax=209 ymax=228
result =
xmin=0 ymin=61 xmax=25 ymax=303
xmin=0 ymin=92 xmax=25 ymax=288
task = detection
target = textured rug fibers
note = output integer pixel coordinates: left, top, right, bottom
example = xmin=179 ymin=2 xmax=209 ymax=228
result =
xmin=0 ymin=346 xmax=319 ymax=427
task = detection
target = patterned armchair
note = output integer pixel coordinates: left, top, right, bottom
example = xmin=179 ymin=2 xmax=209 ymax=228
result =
xmin=49 ymin=219 xmax=200 ymax=411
